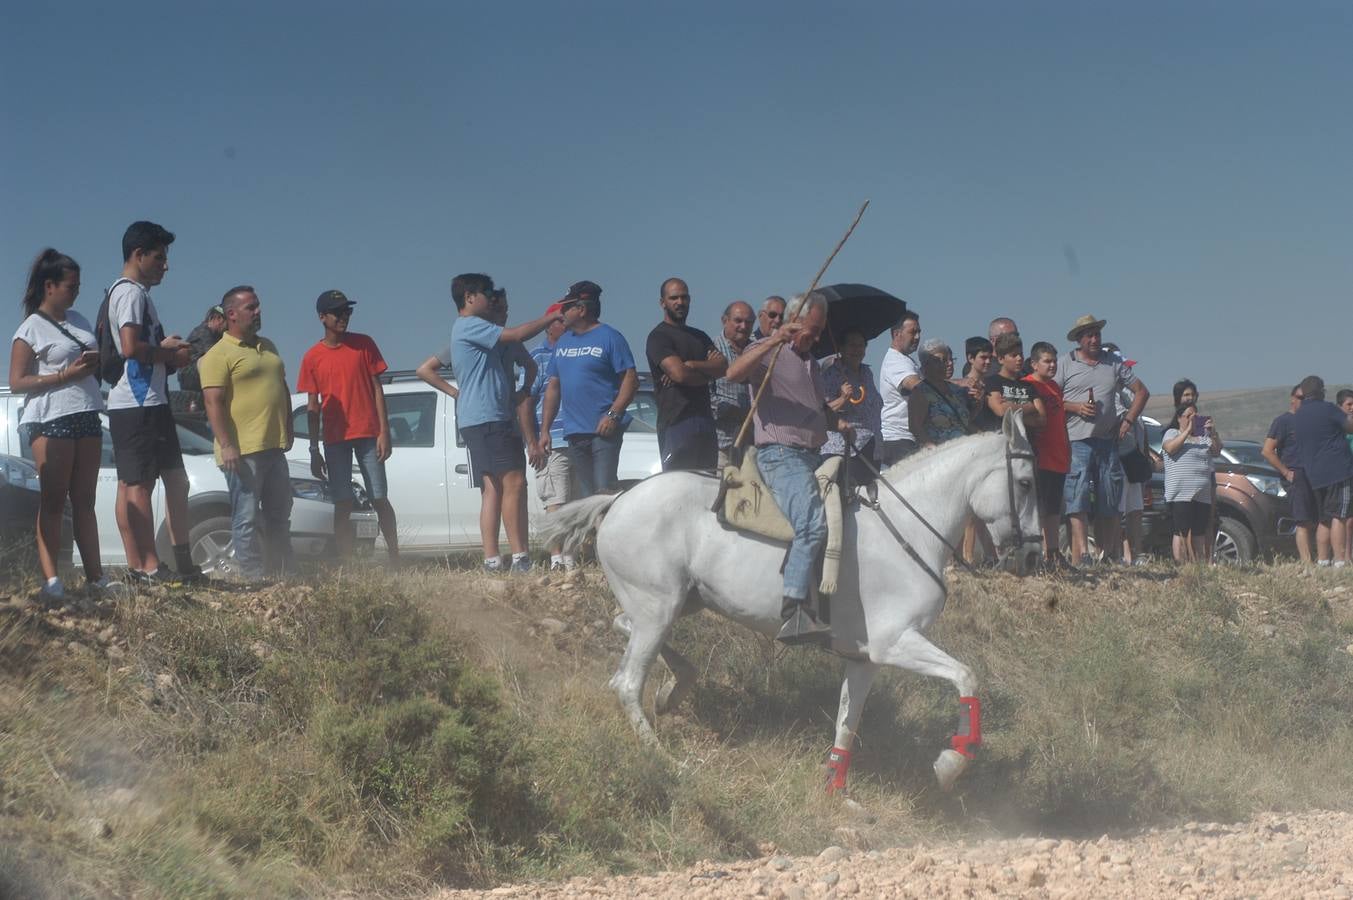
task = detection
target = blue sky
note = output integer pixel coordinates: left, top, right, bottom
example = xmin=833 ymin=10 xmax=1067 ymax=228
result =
xmin=3 ymin=1 xmax=1350 ymax=393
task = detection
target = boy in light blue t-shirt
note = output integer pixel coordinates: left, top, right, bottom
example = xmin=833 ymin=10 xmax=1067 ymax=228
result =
xmin=448 ymin=273 xmax=561 ymax=573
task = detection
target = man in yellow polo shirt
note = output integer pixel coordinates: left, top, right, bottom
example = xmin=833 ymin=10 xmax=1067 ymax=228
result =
xmin=199 ymin=285 xmax=295 ymax=582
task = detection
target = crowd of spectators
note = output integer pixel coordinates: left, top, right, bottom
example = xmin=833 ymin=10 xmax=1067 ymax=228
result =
xmin=10 ymin=229 xmax=1353 ymax=604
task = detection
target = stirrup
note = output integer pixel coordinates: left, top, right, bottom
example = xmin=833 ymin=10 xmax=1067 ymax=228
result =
xmin=776 ymin=607 xmax=832 ymax=646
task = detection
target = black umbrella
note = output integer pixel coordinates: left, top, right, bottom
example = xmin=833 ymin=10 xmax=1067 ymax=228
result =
xmin=806 ymin=283 xmax=908 ymax=358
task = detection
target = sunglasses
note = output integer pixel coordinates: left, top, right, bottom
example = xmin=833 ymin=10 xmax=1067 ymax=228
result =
xmin=327 ymin=307 xmax=354 ymax=319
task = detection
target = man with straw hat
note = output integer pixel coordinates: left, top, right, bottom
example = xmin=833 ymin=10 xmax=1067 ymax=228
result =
xmin=726 ymin=291 xmax=853 ymax=646
xmin=1056 ymin=313 xmax=1150 ymax=566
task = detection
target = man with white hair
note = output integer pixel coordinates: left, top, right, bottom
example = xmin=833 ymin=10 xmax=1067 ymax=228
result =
xmin=727 ymin=292 xmax=851 ymax=646
xmin=752 ymin=295 xmax=786 ymax=341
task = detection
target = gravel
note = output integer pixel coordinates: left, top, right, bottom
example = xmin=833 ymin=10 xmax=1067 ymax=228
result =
xmin=431 ymin=811 xmax=1353 ymax=898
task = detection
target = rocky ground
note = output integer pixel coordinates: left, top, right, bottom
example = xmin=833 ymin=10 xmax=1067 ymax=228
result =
xmin=432 ymin=811 xmax=1353 ymax=899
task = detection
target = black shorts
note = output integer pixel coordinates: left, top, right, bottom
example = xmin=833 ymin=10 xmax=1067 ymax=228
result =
xmin=1315 ymin=477 xmax=1353 ymax=523
xmin=1170 ymin=500 xmax=1211 ymax=536
xmin=1288 ymin=468 xmax=1317 ymax=524
xmin=1035 ymin=470 xmax=1066 ymax=518
xmin=462 ymin=420 xmax=525 ymax=488
xmin=20 ymin=410 xmax=102 ymax=442
xmin=108 ymin=405 xmax=184 ymax=485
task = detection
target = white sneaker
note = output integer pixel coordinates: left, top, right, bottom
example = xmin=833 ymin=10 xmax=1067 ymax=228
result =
xmin=88 ymin=577 xmax=130 ymax=600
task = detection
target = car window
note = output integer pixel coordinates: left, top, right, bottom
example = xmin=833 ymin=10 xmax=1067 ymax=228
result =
xmin=1223 ymin=442 xmax=1272 ymax=469
xmin=626 ymin=389 xmax=659 ymax=434
xmin=292 ymin=404 xmax=310 ymax=441
xmin=293 ymin=395 xmax=437 ymax=448
xmin=386 ymin=392 xmax=438 ymax=447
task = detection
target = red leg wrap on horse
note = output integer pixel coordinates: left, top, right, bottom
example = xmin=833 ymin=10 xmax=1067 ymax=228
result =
xmin=950 ymin=696 xmax=982 ymax=758
xmin=825 ymin=747 xmax=852 ymax=794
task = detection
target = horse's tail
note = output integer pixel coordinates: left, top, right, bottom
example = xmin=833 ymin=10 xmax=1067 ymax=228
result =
xmin=535 ymin=493 xmax=622 ymax=554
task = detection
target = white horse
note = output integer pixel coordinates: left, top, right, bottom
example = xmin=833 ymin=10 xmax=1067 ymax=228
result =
xmin=538 ymin=411 xmax=1042 ymax=792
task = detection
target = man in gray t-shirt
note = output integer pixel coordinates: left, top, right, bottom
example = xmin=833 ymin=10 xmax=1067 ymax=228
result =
xmin=1055 ymin=315 xmax=1150 ymax=565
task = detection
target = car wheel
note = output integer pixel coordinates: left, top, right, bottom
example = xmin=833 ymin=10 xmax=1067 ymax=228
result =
xmin=1213 ymin=515 xmax=1257 ymax=564
xmin=189 ymin=515 xmax=240 ymax=577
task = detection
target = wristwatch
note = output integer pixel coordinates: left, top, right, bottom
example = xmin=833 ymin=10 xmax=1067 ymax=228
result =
xmin=604 ymin=409 xmax=621 ymax=420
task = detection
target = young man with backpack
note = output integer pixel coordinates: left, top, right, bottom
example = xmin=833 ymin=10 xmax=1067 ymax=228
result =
xmin=98 ymin=221 xmax=204 ymax=584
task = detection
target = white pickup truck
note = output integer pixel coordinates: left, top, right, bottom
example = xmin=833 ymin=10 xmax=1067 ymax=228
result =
xmin=0 ymin=387 xmax=377 ymax=576
xmin=284 ymin=370 xmax=664 ymax=554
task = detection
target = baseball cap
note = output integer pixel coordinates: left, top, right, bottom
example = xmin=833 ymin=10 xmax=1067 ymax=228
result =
xmin=315 ymin=290 xmax=355 ymax=314
xmin=565 ymin=280 xmax=603 ymax=301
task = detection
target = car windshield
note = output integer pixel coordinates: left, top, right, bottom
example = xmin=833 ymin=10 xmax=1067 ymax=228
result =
xmin=1222 ymin=441 xmax=1272 ymax=469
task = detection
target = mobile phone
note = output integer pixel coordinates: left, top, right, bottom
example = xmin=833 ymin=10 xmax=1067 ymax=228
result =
xmin=1191 ymin=415 xmax=1211 ymax=436
xmin=80 ymin=350 xmax=100 ymax=365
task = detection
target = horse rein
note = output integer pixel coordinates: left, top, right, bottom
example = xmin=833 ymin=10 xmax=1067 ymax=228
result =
xmin=845 ymin=435 xmax=975 ymax=584
xmin=1003 ymin=442 xmax=1037 ymax=562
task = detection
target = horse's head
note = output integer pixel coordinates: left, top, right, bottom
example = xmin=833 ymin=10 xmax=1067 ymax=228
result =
xmin=969 ymin=410 xmax=1043 ymax=575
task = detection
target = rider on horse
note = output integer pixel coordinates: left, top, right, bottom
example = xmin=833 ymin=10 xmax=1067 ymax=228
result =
xmin=726 ymin=291 xmax=853 ymax=646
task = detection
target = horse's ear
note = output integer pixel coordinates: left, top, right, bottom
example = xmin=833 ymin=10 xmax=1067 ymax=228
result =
xmin=1002 ymin=408 xmax=1027 ymax=443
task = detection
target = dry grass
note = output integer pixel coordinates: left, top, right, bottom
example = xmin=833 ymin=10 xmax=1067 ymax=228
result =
xmin=1 ymin=557 xmax=1352 ymax=896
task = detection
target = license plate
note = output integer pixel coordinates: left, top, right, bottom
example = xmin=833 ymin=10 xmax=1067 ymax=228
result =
xmin=355 ymin=520 xmax=379 ymax=538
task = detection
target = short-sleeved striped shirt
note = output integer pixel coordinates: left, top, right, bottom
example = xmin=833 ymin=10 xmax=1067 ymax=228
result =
xmin=1162 ymin=428 xmax=1214 ymax=503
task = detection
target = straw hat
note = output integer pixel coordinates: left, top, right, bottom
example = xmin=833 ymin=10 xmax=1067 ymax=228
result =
xmin=1066 ymin=314 xmax=1107 ymax=341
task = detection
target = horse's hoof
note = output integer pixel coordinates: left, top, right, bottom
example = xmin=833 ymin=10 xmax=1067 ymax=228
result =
xmin=933 ymin=748 xmax=970 ymax=791
xmin=655 ymin=680 xmax=676 ymax=715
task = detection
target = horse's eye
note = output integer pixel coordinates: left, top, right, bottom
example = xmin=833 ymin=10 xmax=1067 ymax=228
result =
xmin=1018 ymin=479 xmax=1033 ymax=492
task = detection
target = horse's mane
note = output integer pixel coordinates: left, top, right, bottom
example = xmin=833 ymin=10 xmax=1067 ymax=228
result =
xmin=880 ymin=431 xmax=1001 ymax=483
xmin=880 ymin=415 xmax=1033 ymax=485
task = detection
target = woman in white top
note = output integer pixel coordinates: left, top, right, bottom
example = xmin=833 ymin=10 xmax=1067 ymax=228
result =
xmin=8 ymin=249 xmax=111 ymax=602
xmin=1161 ymin=401 xmax=1222 ymax=563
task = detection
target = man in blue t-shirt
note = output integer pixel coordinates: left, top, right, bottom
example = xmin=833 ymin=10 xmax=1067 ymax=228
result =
xmin=1292 ymin=375 xmax=1353 ymax=567
xmin=1261 ymin=384 xmax=1317 ymax=562
xmin=539 ymin=280 xmax=639 ymax=497
xmin=449 ymin=273 xmax=562 ymax=573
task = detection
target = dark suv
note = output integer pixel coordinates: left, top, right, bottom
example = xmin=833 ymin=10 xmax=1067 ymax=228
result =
xmin=1139 ymin=424 xmax=1296 ymax=563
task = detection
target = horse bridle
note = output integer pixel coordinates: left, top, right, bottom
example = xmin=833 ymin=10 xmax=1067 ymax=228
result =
xmin=1002 ymin=440 xmax=1038 ymax=562
xmin=847 ymin=433 xmax=1036 ymax=587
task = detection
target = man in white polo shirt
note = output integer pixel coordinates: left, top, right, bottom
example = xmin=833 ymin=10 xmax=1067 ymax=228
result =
xmin=879 ymin=310 xmax=922 ymax=464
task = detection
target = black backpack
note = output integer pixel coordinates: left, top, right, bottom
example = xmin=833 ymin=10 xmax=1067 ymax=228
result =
xmin=94 ymin=278 xmax=136 ymax=386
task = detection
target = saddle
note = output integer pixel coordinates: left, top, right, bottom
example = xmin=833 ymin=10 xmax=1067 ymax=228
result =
xmin=717 ymin=448 xmax=845 ymax=595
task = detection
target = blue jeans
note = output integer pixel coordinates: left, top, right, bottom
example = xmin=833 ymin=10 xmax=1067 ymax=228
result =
xmin=324 ymin=437 xmax=387 ymax=503
xmin=568 ymin=430 xmax=625 ymax=498
xmin=1063 ymin=437 xmax=1125 ymax=518
xmin=224 ymin=448 xmax=294 ymax=580
xmin=756 ymin=443 xmax=828 ymax=602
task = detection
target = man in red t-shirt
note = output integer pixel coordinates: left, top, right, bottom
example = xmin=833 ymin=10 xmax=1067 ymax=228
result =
xmin=297 ymin=290 xmax=398 ymax=561
xmin=1024 ymin=341 xmax=1071 ymax=568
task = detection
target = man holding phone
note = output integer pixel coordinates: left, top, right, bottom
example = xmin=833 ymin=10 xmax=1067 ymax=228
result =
xmin=105 ymin=221 xmax=205 ymax=585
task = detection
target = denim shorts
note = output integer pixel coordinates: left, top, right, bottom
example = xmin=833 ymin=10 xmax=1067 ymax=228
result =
xmin=324 ymin=436 xmax=388 ymax=503
xmin=1063 ymin=437 xmax=1124 ymax=518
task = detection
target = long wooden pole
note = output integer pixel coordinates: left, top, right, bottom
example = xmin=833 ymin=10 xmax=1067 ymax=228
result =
xmin=733 ymin=199 xmax=870 ymax=450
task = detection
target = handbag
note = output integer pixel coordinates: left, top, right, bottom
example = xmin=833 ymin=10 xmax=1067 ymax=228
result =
xmin=1121 ymin=447 xmax=1153 ymax=484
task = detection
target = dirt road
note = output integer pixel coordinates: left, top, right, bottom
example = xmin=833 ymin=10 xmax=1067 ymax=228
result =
xmin=433 ymin=810 xmax=1353 ymax=899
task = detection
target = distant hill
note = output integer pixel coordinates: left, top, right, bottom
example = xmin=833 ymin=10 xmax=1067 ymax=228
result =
xmin=1142 ymin=384 xmax=1353 ymax=441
